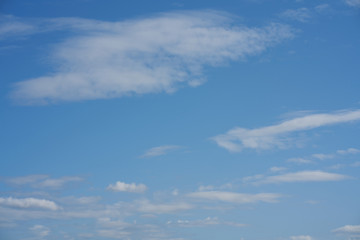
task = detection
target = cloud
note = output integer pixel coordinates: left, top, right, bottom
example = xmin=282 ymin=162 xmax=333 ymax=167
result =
xmin=249 ymin=170 xmax=349 ymax=185
xmin=337 ymin=148 xmax=360 ymax=155
xmin=0 ymin=197 xmax=59 ymax=210
xmin=107 ymin=181 xmax=147 ymax=193
xmin=6 ymin=174 xmax=48 ymax=185
xmin=96 ymin=218 xmax=171 ymax=240
xmin=97 ymin=229 xmax=131 ymax=239
xmin=280 ymin=8 xmax=312 ymax=22
xmin=352 ymin=161 xmax=360 ymax=167
xmin=287 ymin=158 xmax=313 ymax=164
xmin=6 ymin=175 xmax=83 ymax=189
xmin=0 ymin=15 xmax=36 ymax=39
xmin=290 ymin=236 xmax=312 ymax=240
xmin=198 ymin=183 xmax=233 ymax=192
xmin=168 ymin=217 xmax=246 ymax=228
xmin=136 ymin=199 xmax=193 ymax=213
xmin=8 ymin=11 xmax=294 ymax=104
xmin=187 ymin=191 xmax=282 ymax=204
xmin=30 ymin=225 xmax=50 ymax=238
xmin=36 ymin=176 xmax=83 ymax=188
xmin=345 ymin=0 xmax=360 ymax=7
xmin=141 ymin=145 xmax=181 ymax=158
xmin=314 ymin=4 xmax=331 ymax=13
xmin=333 ymin=225 xmax=360 ymax=234
xmin=311 ymin=153 xmax=334 ymax=160
xmin=269 ymin=166 xmax=287 ymax=172
xmin=212 ymin=109 xmax=360 ymax=152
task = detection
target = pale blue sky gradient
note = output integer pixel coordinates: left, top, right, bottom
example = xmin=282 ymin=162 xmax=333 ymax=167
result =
xmin=1 ymin=0 xmax=360 ymax=240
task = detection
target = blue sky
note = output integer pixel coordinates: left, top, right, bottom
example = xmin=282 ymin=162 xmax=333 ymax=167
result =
xmin=1 ymin=0 xmax=360 ymax=239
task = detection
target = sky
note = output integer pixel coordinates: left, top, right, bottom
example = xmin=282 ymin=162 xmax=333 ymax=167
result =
xmin=0 ymin=0 xmax=360 ymax=240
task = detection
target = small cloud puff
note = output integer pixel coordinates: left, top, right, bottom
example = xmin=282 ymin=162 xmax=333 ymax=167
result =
xmin=107 ymin=181 xmax=147 ymax=193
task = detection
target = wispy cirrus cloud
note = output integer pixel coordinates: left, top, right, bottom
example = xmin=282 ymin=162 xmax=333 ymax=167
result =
xmin=30 ymin=225 xmax=51 ymax=238
xmin=141 ymin=145 xmax=182 ymax=158
xmin=269 ymin=166 xmax=287 ymax=172
xmin=311 ymin=153 xmax=334 ymax=160
xmin=168 ymin=216 xmax=246 ymax=228
xmin=0 ymin=15 xmax=36 ymax=39
xmin=212 ymin=109 xmax=360 ymax=152
xmin=135 ymin=199 xmax=193 ymax=213
xmin=106 ymin=181 xmax=147 ymax=193
xmin=337 ymin=148 xmax=360 ymax=155
xmin=244 ymin=170 xmax=350 ymax=185
xmin=287 ymin=157 xmax=313 ymax=164
xmin=280 ymin=8 xmax=312 ymax=22
xmin=188 ymin=191 xmax=282 ymax=204
xmin=0 ymin=197 xmax=59 ymax=210
xmin=345 ymin=0 xmax=360 ymax=7
xmin=5 ymin=175 xmax=83 ymax=189
xmin=6 ymin=11 xmax=294 ymax=104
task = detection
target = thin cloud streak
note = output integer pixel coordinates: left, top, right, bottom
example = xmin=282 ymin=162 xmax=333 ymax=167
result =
xmin=188 ymin=191 xmax=282 ymax=203
xmin=212 ymin=109 xmax=360 ymax=152
xmin=6 ymin=175 xmax=83 ymax=189
xmin=8 ymin=11 xmax=294 ymax=104
xmin=169 ymin=217 xmax=247 ymax=228
xmin=141 ymin=145 xmax=181 ymax=158
xmin=345 ymin=0 xmax=360 ymax=7
xmin=280 ymin=8 xmax=312 ymax=22
xmin=0 ymin=197 xmax=59 ymax=210
xmin=135 ymin=199 xmax=193 ymax=213
xmin=247 ymin=170 xmax=350 ymax=185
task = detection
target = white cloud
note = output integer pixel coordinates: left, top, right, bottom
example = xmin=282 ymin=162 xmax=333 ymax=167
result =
xmin=290 ymin=235 xmax=312 ymax=240
xmin=314 ymin=4 xmax=331 ymax=13
xmin=333 ymin=225 xmax=360 ymax=233
xmin=252 ymin=170 xmax=349 ymax=185
xmin=36 ymin=176 xmax=83 ymax=188
xmin=337 ymin=148 xmax=360 ymax=155
xmin=345 ymin=0 xmax=360 ymax=7
xmin=6 ymin=175 xmax=48 ymax=185
xmin=280 ymin=8 xmax=312 ymax=22
xmin=329 ymin=164 xmax=346 ymax=170
xmin=141 ymin=145 xmax=181 ymax=158
xmin=60 ymin=196 xmax=102 ymax=205
xmin=169 ymin=217 xmax=246 ymax=228
xmin=287 ymin=158 xmax=313 ymax=164
xmin=198 ymin=183 xmax=233 ymax=191
xmin=212 ymin=109 xmax=360 ymax=152
xmin=30 ymin=225 xmax=50 ymax=238
xmin=172 ymin=189 xmax=179 ymax=196
xmin=0 ymin=197 xmax=59 ymax=210
xmin=97 ymin=229 xmax=131 ymax=239
xmin=107 ymin=181 xmax=147 ymax=193
xmin=6 ymin=175 xmax=83 ymax=188
xmin=311 ymin=153 xmax=334 ymax=160
xmin=136 ymin=199 xmax=193 ymax=213
xmin=0 ymin=15 xmax=36 ymax=39
xmin=8 ymin=11 xmax=294 ymax=104
xmin=351 ymin=161 xmax=360 ymax=167
xmin=97 ymin=217 xmax=130 ymax=229
xmin=242 ymin=174 xmax=264 ymax=183
xmin=96 ymin=217 xmax=169 ymax=240
xmin=269 ymin=166 xmax=287 ymax=172
xmin=188 ymin=191 xmax=282 ymax=204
